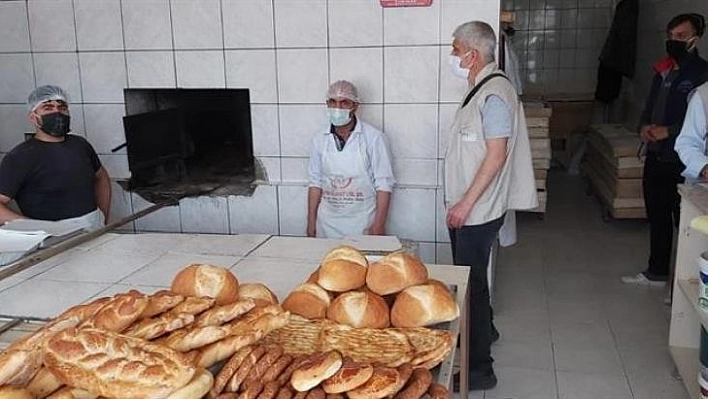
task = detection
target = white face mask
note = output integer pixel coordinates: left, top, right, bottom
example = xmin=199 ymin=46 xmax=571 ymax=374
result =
xmin=327 ymin=108 xmax=351 ymax=126
xmin=449 ymin=52 xmax=471 ymax=79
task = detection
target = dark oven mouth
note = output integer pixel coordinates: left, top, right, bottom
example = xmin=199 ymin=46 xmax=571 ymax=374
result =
xmin=121 ymin=89 xmax=261 ymax=203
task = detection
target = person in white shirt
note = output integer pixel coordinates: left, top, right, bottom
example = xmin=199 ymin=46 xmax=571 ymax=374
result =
xmin=307 ymin=80 xmax=395 ymax=239
xmin=675 ymin=82 xmax=708 ymax=181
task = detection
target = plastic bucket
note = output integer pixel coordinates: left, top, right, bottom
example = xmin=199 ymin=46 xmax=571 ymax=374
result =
xmin=702 ymin=327 xmax=708 ymax=368
xmin=698 ymin=251 xmax=708 ymax=311
xmin=699 ymin=368 xmax=708 ymax=399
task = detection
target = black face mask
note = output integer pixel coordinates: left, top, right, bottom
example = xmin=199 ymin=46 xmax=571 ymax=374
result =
xmin=666 ymin=39 xmax=692 ymax=61
xmin=38 ymin=112 xmax=71 ymax=136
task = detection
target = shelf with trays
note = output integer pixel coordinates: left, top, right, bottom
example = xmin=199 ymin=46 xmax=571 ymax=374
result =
xmin=670 ymin=185 xmax=708 ymax=398
xmin=669 ymin=345 xmax=700 ymax=397
xmin=677 ymin=278 xmax=708 ymax=330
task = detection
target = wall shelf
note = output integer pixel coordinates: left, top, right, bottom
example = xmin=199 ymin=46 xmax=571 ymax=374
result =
xmin=669 ymin=345 xmax=700 ymax=397
xmin=677 ymin=278 xmax=708 ymax=330
xmin=670 ymin=185 xmax=708 ymax=398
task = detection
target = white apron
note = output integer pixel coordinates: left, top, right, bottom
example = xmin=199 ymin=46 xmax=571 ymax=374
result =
xmin=62 ymin=209 xmax=104 ymax=232
xmin=498 ymin=210 xmax=517 ymax=247
xmin=316 ymin=135 xmax=376 ymax=238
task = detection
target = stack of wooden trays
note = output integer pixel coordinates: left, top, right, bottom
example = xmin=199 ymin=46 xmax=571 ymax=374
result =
xmin=581 ymin=124 xmax=646 ymax=219
xmin=524 ymin=101 xmax=552 ymax=215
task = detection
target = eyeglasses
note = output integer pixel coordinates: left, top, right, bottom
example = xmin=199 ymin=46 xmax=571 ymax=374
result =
xmin=326 ymin=98 xmax=355 ymax=109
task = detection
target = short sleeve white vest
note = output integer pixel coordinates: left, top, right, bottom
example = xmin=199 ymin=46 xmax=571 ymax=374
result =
xmin=444 ymin=62 xmax=538 ymax=226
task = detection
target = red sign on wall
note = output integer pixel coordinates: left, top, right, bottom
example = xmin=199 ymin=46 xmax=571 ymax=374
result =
xmin=380 ymin=0 xmax=433 ymax=7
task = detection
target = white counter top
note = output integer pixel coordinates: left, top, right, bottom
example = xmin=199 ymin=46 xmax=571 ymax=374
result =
xmin=0 ymin=232 xmax=470 ymax=390
xmin=678 ymin=184 xmax=708 ymax=215
xmin=0 ymin=233 xmax=435 ymax=320
xmin=0 ymin=233 xmax=271 ymax=318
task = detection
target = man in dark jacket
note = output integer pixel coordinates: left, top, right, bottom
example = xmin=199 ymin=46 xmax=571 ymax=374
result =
xmin=623 ymin=14 xmax=708 ymax=286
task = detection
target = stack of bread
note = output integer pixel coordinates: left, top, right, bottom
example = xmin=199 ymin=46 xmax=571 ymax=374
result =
xmin=209 ymin=345 xmax=451 ymax=399
xmin=268 ymin=247 xmax=457 ymax=374
xmin=0 ymin=249 xmax=460 ymax=398
xmin=282 ymin=246 xmax=460 ymax=329
xmin=0 ymin=264 xmax=290 ymax=399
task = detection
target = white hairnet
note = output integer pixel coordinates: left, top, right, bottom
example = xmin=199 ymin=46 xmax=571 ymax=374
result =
xmin=27 ymin=85 xmax=69 ymax=112
xmin=327 ymin=80 xmax=359 ymax=103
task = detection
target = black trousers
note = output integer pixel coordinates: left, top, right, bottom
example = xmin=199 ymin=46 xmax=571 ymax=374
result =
xmin=642 ymin=155 xmax=683 ymax=279
xmin=449 ymin=215 xmax=504 ymax=374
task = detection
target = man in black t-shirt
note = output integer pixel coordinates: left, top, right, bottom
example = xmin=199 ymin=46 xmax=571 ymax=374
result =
xmin=0 ymin=85 xmax=111 ymax=229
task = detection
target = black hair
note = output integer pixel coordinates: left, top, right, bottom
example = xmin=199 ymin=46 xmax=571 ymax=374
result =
xmin=667 ymin=13 xmax=706 ymax=37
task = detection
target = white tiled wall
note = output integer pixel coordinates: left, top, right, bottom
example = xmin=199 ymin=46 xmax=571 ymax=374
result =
xmin=0 ymin=0 xmax=501 ymax=264
xmin=503 ymin=0 xmax=614 ymax=95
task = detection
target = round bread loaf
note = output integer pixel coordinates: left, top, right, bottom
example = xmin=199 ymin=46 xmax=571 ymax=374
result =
xmin=426 ymin=278 xmax=449 ymax=291
xmin=290 ymin=351 xmax=343 ymax=392
xmin=317 ymin=246 xmax=368 ymax=292
xmin=321 ymin=358 xmax=374 ymax=394
xmin=365 ymin=252 xmax=428 ymax=296
xmin=282 ymin=283 xmax=331 ymax=319
xmin=346 ymin=366 xmax=401 ymax=399
xmin=170 ymin=264 xmax=239 ymax=305
xmin=390 ymin=283 xmax=460 ymax=327
xmin=326 ymin=291 xmax=390 ymax=328
xmin=306 ymin=268 xmax=320 ymax=284
xmin=239 ymin=283 xmax=279 ymax=306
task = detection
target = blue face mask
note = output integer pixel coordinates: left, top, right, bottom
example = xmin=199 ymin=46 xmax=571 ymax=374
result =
xmin=327 ymin=108 xmax=351 ymax=126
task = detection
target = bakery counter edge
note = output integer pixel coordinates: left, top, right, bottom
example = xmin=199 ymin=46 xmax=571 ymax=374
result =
xmin=0 ymin=233 xmax=469 ymax=323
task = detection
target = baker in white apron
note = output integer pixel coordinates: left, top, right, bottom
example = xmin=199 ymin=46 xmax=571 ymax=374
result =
xmin=307 ymin=80 xmax=395 ymax=239
xmin=317 ymin=137 xmax=377 ymax=238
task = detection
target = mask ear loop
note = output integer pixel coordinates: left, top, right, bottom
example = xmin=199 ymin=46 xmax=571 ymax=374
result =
xmin=30 ymin=110 xmax=43 ymax=130
xmin=686 ymin=36 xmax=699 ymax=52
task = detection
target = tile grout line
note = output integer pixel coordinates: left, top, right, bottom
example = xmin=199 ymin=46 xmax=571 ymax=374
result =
xmin=270 ymin=0 xmax=282 ymax=235
xmin=539 ymin=231 xmax=562 ymax=399
xmin=606 ymin=308 xmax=636 ymax=398
xmin=168 ymin=0 xmax=178 ymax=88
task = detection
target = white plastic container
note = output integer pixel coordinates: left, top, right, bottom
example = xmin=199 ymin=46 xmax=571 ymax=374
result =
xmin=699 ymin=251 xmax=708 ymax=311
xmin=699 ymin=368 xmax=708 ymax=399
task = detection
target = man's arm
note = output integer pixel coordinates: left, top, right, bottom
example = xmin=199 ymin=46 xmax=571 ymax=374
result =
xmin=307 ymin=187 xmax=322 ymax=237
xmin=369 ymin=190 xmax=391 ymax=235
xmin=0 ymin=194 xmax=23 ymax=225
xmin=446 ymin=138 xmax=508 ymax=229
xmin=367 ymin=132 xmax=395 ymax=235
xmin=675 ymin=93 xmax=708 ymax=180
xmin=94 ymin=167 xmax=111 ymax=222
xmin=638 ymin=74 xmax=661 ymax=132
xmin=307 ymin=135 xmax=325 ymax=237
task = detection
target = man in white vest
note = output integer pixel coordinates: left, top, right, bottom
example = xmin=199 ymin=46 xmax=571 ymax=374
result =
xmin=445 ymin=21 xmax=537 ymax=391
xmin=307 ymin=80 xmax=395 ymax=238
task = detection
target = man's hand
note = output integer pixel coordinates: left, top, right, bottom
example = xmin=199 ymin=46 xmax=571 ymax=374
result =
xmin=701 ymin=165 xmax=708 ymax=180
xmin=306 ymin=222 xmax=316 ymax=237
xmin=446 ymin=199 xmax=474 ymax=229
xmin=0 ymin=194 xmax=24 ymax=225
xmin=369 ymin=222 xmax=385 ymax=235
xmin=640 ymin=124 xmax=656 ymax=142
xmin=648 ymin=125 xmax=669 ymax=141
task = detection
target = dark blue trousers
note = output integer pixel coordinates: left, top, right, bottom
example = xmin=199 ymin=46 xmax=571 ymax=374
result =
xmin=449 ymin=214 xmax=504 ymax=375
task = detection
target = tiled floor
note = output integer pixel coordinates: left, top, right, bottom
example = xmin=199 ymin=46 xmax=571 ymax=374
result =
xmin=471 ymin=169 xmax=688 ymax=399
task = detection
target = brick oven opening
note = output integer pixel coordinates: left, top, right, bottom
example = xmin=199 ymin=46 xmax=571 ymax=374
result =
xmin=122 ymin=89 xmax=260 ymax=203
